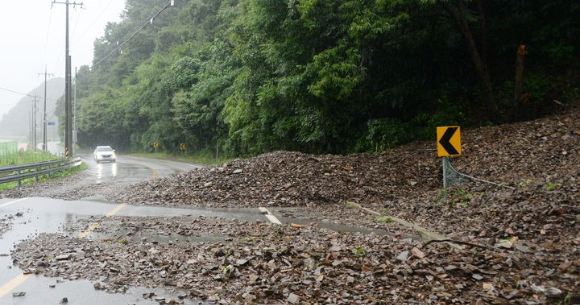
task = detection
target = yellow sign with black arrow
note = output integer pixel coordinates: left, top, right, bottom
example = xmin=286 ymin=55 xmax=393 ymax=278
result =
xmin=437 ymin=126 xmax=461 ymax=157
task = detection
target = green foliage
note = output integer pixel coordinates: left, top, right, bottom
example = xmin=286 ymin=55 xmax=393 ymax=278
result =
xmin=67 ymin=0 xmax=580 ymax=158
xmin=130 ymin=151 xmax=232 ymax=165
xmin=544 ymin=182 xmax=561 ymax=191
xmin=363 ymin=118 xmax=410 ymax=152
xmin=375 ymin=216 xmax=394 ymax=223
xmin=0 ymin=150 xmax=59 ymax=166
xmin=350 ymin=246 xmax=366 ymax=256
xmin=222 ymin=264 xmax=234 ymax=273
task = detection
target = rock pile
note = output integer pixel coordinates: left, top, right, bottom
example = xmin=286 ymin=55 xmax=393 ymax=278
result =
xmin=12 ymin=216 xmax=579 ymax=304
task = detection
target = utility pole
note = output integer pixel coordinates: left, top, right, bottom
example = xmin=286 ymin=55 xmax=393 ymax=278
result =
xmin=32 ymin=96 xmax=38 ymax=150
xmin=53 ymin=0 xmax=82 ymax=158
xmin=39 ymin=67 xmax=54 ymax=152
xmin=73 ymin=67 xmax=77 ymax=156
xmin=29 ymin=106 xmax=32 ymax=150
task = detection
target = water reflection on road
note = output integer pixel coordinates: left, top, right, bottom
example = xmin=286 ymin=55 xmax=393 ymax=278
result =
xmin=95 ymin=162 xmax=117 ymax=183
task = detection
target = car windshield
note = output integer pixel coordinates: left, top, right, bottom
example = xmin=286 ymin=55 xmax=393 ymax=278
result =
xmin=96 ymin=147 xmax=113 ymax=152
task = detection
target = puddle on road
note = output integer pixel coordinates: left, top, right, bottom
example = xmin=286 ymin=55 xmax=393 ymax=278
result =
xmin=278 ymin=216 xmax=392 ymax=236
xmin=2 ymin=275 xmax=207 ymax=305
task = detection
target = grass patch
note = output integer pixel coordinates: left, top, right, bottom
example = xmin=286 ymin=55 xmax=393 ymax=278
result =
xmin=437 ymin=187 xmax=475 ymax=206
xmin=544 ymin=182 xmax=561 ymax=191
xmin=376 ymin=216 xmax=394 ymax=223
xmin=0 ymin=150 xmax=59 ymax=166
xmin=351 ymin=246 xmax=366 ymax=256
xmin=129 ymin=151 xmax=232 ymax=165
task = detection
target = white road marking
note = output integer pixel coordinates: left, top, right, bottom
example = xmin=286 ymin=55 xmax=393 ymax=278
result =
xmin=265 ymin=214 xmax=283 ymax=225
xmin=258 ymin=207 xmax=282 ymax=225
xmin=0 ymin=198 xmax=28 ymax=208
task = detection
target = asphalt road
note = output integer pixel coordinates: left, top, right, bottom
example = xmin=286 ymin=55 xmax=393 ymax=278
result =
xmin=0 ymin=154 xmax=270 ymax=304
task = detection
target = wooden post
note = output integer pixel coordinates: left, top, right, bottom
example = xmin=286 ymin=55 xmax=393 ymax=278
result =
xmin=512 ymin=44 xmax=527 ymax=121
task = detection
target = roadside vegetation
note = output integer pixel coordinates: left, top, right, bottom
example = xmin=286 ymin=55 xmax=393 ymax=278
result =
xmin=0 ymin=162 xmax=88 ymax=191
xmin=63 ymin=0 xmax=579 ymax=158
xmin=0 ymin=147 xmax=87 ymax=191
xmin=0 ymin=150 xmax=59 ymax=167
xmin=129 ymin=151 xmax=232 ymax=165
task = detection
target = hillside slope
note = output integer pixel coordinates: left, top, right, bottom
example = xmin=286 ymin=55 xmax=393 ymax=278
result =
xmin=0 ymin=77 xmax=64 ymax=138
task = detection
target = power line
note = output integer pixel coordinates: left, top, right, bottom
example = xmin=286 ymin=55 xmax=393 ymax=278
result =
xmin=70 ymin=4 xmax=85 ymax=39
xmin=72 ymin=0 xmax=117 ymax=45
xmin=42 ymin=7 xmax=54 ymax=69
xmin=0 ymin=86 xmax=35 ymax=98
xmin=92 ymin=0 xmax=174 ymax=68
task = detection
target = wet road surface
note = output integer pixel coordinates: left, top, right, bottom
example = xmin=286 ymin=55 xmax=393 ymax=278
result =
xmin=0 ymin=197 xmax=270 ymax=304
xmin=79 ymin=154 xmax=202 ymax=184
xmin=0 ymin=155 xmax=208 ymax=304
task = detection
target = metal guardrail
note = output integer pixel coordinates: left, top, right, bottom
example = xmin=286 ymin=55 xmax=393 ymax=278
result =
xmin=0 ymin=157 xmax=82 ymax=187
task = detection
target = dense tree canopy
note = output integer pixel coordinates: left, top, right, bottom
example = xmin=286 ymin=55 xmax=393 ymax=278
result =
xmin=60 ymin=0 xmax=580 ymax=156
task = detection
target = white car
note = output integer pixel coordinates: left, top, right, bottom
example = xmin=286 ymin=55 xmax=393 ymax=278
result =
xmin=93 ymin=146 xmax=116 ymax=163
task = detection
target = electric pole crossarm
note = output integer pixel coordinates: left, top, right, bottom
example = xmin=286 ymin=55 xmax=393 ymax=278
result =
xmin=52 ymin=1 xmax=83 ymax=6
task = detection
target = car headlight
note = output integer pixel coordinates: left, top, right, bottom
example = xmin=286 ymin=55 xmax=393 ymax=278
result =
xmin=111 ymin=152 xmax=116 ymax=158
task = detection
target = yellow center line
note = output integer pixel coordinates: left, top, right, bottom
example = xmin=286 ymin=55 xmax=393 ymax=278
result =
xmin=144 ymin=164 xmax=158 ymax=180
xmin=105 ymin=202 xmax=127 ymax=217
xmin=0 ymin=202 xmax=128 ymax=299
xmin=0 ymin=274 xmax=32 ymax=298
xmin=78 ymin=202 xmax=127 ymax=238
xmin=76 ymin=223 xmax=100 ymax=239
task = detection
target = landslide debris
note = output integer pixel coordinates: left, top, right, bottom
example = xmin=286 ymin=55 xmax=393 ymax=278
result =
xmin=12 ymin=216 xmax=578 ymax=304
xmin=5 ymin=107 xmax=580 ymax=304
xmin=110 ymin=106 xmax=579 ymax=210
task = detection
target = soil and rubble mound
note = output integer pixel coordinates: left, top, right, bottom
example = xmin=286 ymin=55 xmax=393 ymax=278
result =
xmin=110 ymin=107 xmax=579 ymax=210
xmin=12 ymin=216 xmax=578 ymax=304
xmin=111 ymin=150 xmax=441 ymax=208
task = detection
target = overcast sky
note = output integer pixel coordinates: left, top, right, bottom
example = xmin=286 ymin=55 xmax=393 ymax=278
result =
xmin=0 ymin=0 xmax=126 ymax=118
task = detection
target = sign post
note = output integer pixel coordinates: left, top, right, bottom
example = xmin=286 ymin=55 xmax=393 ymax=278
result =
xmin=154 ymin=141 xmax=159 ymax=154
xmin=180 ymin=143 xmax=186 ymax=154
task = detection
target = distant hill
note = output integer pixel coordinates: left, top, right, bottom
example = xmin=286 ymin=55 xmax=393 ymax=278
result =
xmin=0 ymin=78 xmax=64 ymax=139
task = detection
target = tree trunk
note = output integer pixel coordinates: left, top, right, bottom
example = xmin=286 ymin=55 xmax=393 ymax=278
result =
xmin=511 ymin=44 xmax=527 ymax=121
xmin=475 ymin=0 xmax=489 ymax=66
xmin=446 ymin=0 xmax=501 ymax=123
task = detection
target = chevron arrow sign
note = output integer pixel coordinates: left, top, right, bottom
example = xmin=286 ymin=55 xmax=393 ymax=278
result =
xmin=437 ymin=126 xmax=461 ymax=157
